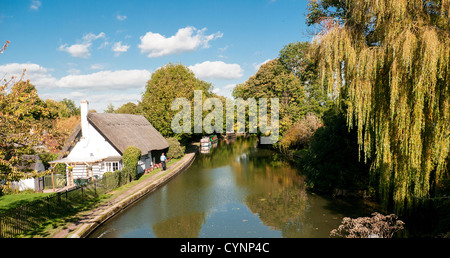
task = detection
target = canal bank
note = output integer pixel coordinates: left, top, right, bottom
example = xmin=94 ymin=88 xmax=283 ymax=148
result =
xmin=53 ymin=145 xmax=198 ymax=238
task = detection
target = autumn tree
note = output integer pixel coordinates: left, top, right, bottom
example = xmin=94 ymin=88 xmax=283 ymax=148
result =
xmin=0 ymin=76 xmax=51 ymax=189
xmin=307 ymin=0 xmax=450 ymax=214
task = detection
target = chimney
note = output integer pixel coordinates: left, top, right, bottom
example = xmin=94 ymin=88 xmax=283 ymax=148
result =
xmin=80 ymin=100 xmax=89 ymax=140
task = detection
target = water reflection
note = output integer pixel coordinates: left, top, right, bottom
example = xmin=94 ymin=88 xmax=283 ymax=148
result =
xmin=89 ymin=137 xmax=374 ymax=238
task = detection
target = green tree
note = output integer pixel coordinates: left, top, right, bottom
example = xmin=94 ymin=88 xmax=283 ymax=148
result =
xmin=45 ymin=98 xmax=80 ymax=119
xmin=307 ymin=0 xmax=450 ymax=214
xmin=104 ymin=103 xmax=115 ymax=113
xmin=233 ymin=59 xmax=306 ymax=136
xmin=141 ymin=63 xmax=214 ymax=137
xmin=60 ymin=98 xmax=80 ymax=116
xmin=166 ymin=137 xmax=185 ymax=159
xmin=279 ymin=41 xmax=330 ymax=117
xmin=115 ymin=102 xmax=141 ymax=114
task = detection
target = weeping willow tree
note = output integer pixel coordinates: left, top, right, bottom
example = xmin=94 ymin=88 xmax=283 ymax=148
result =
xmin=307 ymin=0 xmax=450 ymax=214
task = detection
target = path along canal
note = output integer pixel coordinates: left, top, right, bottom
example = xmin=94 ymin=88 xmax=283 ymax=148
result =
xmin=89 ymin=137 xmax=378 ymax=238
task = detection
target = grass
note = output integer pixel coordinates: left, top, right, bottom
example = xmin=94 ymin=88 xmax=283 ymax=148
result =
xmin=0 ymin=191 xmax=53 ymax=212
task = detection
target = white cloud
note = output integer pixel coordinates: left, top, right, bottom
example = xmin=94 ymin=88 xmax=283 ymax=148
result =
xmin=56 ymin=70 xmax=151 ymax=90
xmin=67 ymin=68 xmax=81 ymax=75
xmin=30 ymin=0 xmax=41 ymax=10
xmin=138 ymin=26 xmax=223 ymax=58
xmin=0 ymin=63 xmax=151 ymax=91
xmin=0 ymin=63 xmax=57 ymax=86
xmin=0 ymin=62 xmax=47 ymax=75
xmin=253 ymin=59 xmax=272 ymax=71
xmin=188 ymin=61 xmax=243 ymax=80
xmin=58 ymin=43 xmax=91 ymax=58
xmin=82 ymin=32 xmax=106 ymax=42
xmin=218 ymin=45 xmax=229 ymax=53
xmin=224 ymin=84 xmax=236 ymax=89
xmin=90 ymin=64 xmax=105 ymax=70
xmin=59 ymin=32 xmax=106 ymax=58
xmin=112 ymin=41 xmax=130 ymax=56
xmin=116 ymin=15 xmax=127 ymax=21
xmin=0 ymin=63 xmax=149 ymax=112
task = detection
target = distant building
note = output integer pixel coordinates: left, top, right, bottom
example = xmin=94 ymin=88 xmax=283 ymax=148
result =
xmin=50 ymin=100 xmax=169 ymax=186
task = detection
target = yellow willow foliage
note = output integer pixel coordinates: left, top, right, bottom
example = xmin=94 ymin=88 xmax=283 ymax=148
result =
xmin=312 ymin=0 xmax=450 ymax=214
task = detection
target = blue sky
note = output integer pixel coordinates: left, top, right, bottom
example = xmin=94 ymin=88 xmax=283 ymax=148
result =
xmin=1 ymin=0 xmax=312 ymax=112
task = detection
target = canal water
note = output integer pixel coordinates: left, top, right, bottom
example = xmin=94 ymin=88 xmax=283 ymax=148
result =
xmin=89 ymin=137 xmax=378 ymax=238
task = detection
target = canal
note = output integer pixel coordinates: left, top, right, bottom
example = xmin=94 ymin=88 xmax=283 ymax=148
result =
xmin=89 ymin=137 xmax=378 ymax=238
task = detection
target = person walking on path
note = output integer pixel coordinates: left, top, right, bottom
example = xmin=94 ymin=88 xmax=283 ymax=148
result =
xmin=160 ymin=153 xmax=167 ymax=170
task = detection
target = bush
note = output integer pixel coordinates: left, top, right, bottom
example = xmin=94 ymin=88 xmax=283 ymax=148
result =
xmin=102 ymin=169 xmax=131 ymax=190
xmin=102 ymin=172 xmax=115 ymax=190
xmin=299 ymin=106 xmax=371 ymax=196
xmin=279 ymin=113 xmax=322 ymax=153
xmin=166 ymin=137 xmax=185 ymax=159
xmin=123 ymin=146 xmax=141 ymax=181
xmin=330 ymin=212 xmax=405 ymax=238
xmin=120 ymin=167 xmax=131 ymax=184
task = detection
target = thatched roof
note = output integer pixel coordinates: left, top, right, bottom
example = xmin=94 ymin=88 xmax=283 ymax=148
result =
xmin=60 ymin=113 xmax=169 ymax=157
xmin=88 ymin=113 xmax=169 ymax=155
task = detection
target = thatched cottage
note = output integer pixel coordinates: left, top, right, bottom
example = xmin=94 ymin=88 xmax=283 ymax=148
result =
xmin=50 ymin=100 xmax=169 ymax=186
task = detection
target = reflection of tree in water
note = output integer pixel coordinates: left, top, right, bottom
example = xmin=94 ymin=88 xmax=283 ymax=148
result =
xmin=246 ymin=188 xmax=314 ymax=238
xmin=234 ymin=148 xmax=314 ymax=237
xmin=152 ymin=212 xmax=206 ymax=238
xmin=194 ymin=137 xmax=259 ymax=170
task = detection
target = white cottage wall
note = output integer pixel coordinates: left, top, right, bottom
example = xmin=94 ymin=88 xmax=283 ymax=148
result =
xmin=67 ymin=125 xmax=121 ymax=161
xmin=66 ymin=110 xmax=121 ymax=181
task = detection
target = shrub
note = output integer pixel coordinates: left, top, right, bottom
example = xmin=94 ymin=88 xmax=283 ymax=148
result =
xmin=120 ymin=167 xmax=131 ymax=184
xmin=299 ymin=106 xmax=371 ymax=196
xmin=101 ymin=172 xmax=115 ymax=190
xmin=166 ymin=137 xmax=185 ymax=159
xmin=123 ymin=146 xmax=141 ymax=180
xmin=330 ymin=212 xmax=405 ymax=238
xmin=279 ymin=113 xmax=322 ymax=153
xmin=102 ymin=169 xmax=131 ymax=190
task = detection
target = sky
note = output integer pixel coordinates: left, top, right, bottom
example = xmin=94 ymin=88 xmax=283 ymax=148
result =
xmin=1 ymin=0 xmax=313 ymax=112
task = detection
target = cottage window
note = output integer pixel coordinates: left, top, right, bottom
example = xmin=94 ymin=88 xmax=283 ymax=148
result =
xmin=104 ymin=161 xmax=121 ymax=172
